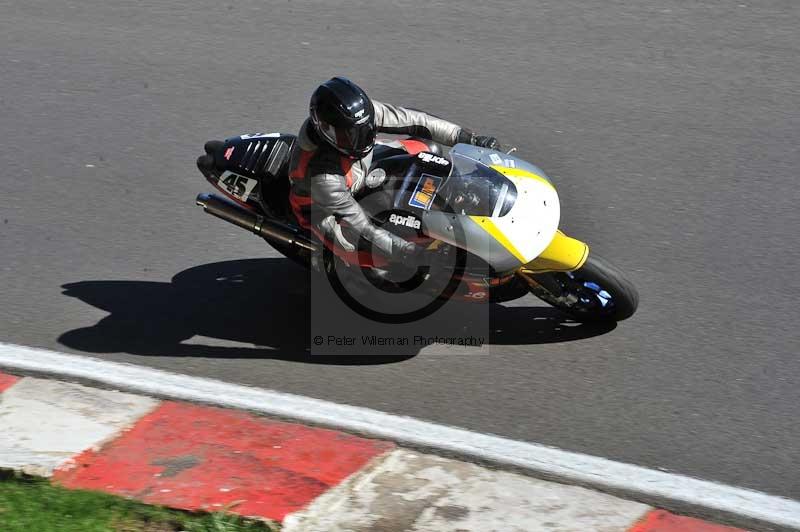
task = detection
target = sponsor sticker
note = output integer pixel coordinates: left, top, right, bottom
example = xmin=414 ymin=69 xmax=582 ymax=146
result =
xmin=239 ymin=132 xmax=281 ymax=140
xmin=464 ymin=290 xmax=487 ymax=300
xmin=224 ymin=146 xmax=235 ymax=160
xmin=488 ymin=152 xmax=517 ymax=168
xmin=408 ymin=174 xmax=442 ymax=210
xmin=418 ymin=152 xmax=450 ymax=166
xmin=388 ymin=213 xmax=421 ymax=230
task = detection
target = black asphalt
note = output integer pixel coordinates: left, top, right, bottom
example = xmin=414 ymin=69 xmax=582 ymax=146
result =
xmin=2 ymin=0 xmax=799 ymax=499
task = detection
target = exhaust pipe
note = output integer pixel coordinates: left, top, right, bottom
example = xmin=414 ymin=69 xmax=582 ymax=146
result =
xmin=196 ymin=193 xmax=318 ymax=253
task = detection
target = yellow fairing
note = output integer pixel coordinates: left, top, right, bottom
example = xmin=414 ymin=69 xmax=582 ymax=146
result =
xmin=468 ymin=215 xmax=528 ymax=263
xmin=521 ymin=231 xmax=589 ymax=273
xmin=490 ymin=165 xmax=555 ymax=190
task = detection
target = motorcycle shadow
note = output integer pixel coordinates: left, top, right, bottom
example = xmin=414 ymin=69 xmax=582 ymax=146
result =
xmin=58 ymin=258 xmax=614 ymax=365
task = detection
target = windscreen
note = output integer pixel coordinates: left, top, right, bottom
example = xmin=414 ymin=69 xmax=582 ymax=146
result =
xmin=432 ymin=153 xmax=517 ymax=217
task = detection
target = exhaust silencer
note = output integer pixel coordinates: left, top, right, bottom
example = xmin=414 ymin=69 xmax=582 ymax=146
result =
xmin=196 ymin=193 xmax=318 ymax=253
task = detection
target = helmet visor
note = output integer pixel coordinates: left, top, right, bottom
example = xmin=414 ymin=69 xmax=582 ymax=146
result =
xmin=317 ymin=117 xmax=376 ymax=157
xmin=337 ymin=121 xmax=377 ymax=156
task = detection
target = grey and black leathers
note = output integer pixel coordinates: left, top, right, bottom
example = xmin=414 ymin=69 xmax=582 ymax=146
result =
xmin=289 ymin=101 xmax=470 ymax=259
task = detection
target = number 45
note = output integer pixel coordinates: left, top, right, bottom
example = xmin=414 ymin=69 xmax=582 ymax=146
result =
xmin=221 ymin=173 xmax=247 ymax=197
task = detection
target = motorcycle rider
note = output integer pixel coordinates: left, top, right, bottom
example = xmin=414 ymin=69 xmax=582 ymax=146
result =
xmin=289 ymin=77 xmax=500 ymax=265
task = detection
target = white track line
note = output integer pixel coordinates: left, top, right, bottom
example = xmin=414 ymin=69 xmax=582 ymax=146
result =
xmin=1 ymin=342 xmax=798 ymax=530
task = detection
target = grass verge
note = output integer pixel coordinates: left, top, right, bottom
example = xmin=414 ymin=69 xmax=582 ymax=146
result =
xmin=0 ymin=470 xmax=278 ymax=532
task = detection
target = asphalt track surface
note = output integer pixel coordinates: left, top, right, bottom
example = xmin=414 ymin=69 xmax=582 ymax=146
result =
xmin=1 ymin=0 xmax=799 ymax=502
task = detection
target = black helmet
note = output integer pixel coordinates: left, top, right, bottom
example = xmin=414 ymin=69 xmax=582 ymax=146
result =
xmin=310 ymin=77 xmax=376 ymax=158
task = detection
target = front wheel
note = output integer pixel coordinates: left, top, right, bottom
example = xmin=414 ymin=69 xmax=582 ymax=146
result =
xmin=522 ymin=255 xmax=639 ymax=322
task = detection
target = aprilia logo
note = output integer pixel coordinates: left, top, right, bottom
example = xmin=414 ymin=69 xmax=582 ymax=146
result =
xmin=418 ymin=152 xmax=449 ymax=166
xmin=389 ymin=213 xmax=421 ymax=229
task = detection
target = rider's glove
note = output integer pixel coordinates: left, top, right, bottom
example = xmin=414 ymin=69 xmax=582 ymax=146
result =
xmin=457 ymin=128 xmax=501 ymax=151
xmin=473 ymin=135 xmax=501 ymax=150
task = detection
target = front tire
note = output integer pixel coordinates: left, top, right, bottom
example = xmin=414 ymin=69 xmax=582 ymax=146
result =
xmin=523 ymin=255 xmax=638 ymax=322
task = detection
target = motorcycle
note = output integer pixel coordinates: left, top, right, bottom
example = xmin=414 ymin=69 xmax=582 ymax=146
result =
xmin=196 ymin=133 xmax=638 ymax=323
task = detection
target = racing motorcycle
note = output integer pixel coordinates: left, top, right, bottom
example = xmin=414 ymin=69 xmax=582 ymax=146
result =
xmin=195 ymin=133 xmax=638 ymax=322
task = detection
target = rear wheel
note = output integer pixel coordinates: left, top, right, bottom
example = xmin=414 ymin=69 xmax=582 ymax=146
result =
xmin=523 ymin=255 xmax=638 ymax=322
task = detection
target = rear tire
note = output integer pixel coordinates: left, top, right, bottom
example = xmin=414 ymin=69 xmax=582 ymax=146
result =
xmin=524 ymin=255 xmax=638 ymax=322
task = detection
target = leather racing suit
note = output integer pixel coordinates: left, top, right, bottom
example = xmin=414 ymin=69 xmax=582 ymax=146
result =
xmin=288 ymin=101 xmax=471 ymax=261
